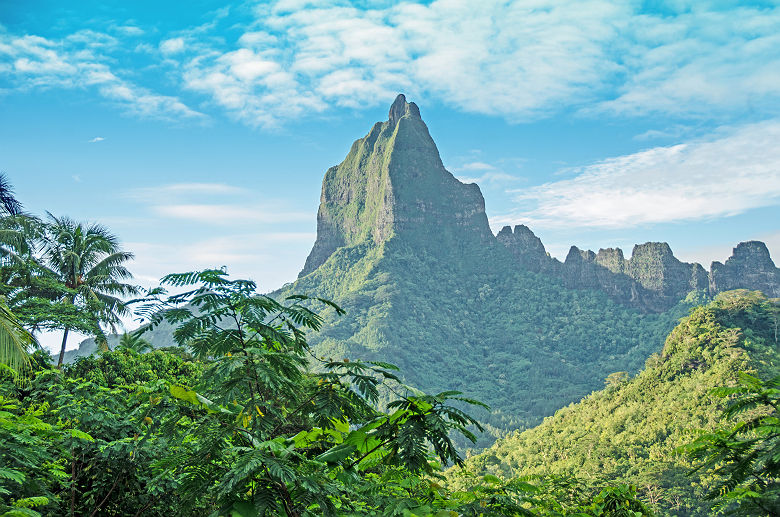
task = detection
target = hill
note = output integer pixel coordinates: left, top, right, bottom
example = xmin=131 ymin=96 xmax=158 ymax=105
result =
xmin=67 ymin=95 xmax=780 ymax=449
xmin=280 ymin=95 xmax=719 ymax=445
xmin=453 ymin=290 xmax=780 ymax=515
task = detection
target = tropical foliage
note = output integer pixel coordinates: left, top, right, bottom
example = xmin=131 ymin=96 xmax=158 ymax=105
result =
xmin=0 ymin=173 xmax=777 ymax=516
xmin=41 ymin=213 xmax=137 ymax=366
xmin=684 ymin=372 xmax=780 ymax=515
xmin=456 ymin=291 xmax=780 ymax=515
xmin=282 ymin=237 xmax=695 ymax=448
xmin=0 ymin=194 xmax=137 ymax=368
xmin=0 ymin=268 xmax=655 ymax=516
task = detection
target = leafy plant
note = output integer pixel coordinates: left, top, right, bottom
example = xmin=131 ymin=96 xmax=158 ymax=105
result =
xmin=137 ymin=269 xmax=486 ymax=516
xmin=40 ymin=214 xmax=138 ymax=366
xmin=684 ymin=372 xmax=780 ymax=515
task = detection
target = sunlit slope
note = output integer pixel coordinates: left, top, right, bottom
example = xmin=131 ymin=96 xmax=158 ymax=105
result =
xmin=281 ymin=95 xmax=687 ymax=445
xmin=455 ymin=291 xmax=780 ymax=514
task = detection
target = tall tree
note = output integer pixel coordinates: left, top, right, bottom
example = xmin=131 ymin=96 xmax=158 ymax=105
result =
xmin=0 ymin=172 xmax=23 ymax=216
xmin=0 ymin=174 xmax=38 ymax=372
xmin=42 ymin=214 xmax=138 ymax=367
xmin=0 ymin=296 xmax=37 ymax=373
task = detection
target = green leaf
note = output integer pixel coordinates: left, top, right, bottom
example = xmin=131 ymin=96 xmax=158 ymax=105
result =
xmin=230 ymin=501 xmax=259 ymax=517
xmin=315 ymin=443 xmax=356 ymax=464
xmin=67 ymin=429 xmax=94 ymax=442
xmin=0 ymin=468 xmax=25 ymax=485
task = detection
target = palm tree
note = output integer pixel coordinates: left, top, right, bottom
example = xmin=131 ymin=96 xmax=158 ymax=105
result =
xmin=0 ymin=297 xmax=36 ymax=373
xmin=0 ymin=172 xmax=23 ymax=216
xmin=0 ymin=173 xmax=36 ymax=372
xmin=42 ymin=214 xmax=138 ymax=367
xmin=0 ymin=173 xmax=37 ymax=282
xmin=118 ymin=331 xmax=152 ymax=354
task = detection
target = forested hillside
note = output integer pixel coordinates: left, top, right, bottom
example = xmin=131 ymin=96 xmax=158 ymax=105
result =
xmin=289 ymin=235 xmax=693 ymax=446
xmin=60 ymin=96 xmax=780 ymax=456
xmin=279 ymin=95 xmax=766 ymax=446
xmin=454 ymin=290 xmax=780 ymax=515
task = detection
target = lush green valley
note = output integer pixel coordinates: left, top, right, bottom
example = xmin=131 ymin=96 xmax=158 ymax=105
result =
xmin=275 ymin=96 xmax=776 ymax=449
xmin=288 ymin=236 xmax=696 ymax=447
xmin=1 ymin=268 xmax=661 ymax=516
xmin=454 ymin=290 xmax=780 ymax=515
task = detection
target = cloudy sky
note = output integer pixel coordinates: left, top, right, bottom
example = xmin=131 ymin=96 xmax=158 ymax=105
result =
xmin=2 ymin=0 xmax=779 ymax=350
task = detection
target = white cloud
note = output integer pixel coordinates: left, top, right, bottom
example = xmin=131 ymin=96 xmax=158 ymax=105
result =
xmin=633 ymin=125 xmax=697 ymax=141
xmin=160 ymin=37 xmax=185 ymax=54
xmin=114 ymin=25 xmax=144 ymax=36
xmin=88 ymin=136 xmax=104 ymax=143
xmin=453 ymin=161 xmax=521 ymax=186
xmin=125 ymin=182 xmax=247 ymax=203
xmin=165 ymin=0 xmax=780 ymax=126
xmin=596 ymin=7 xmax=780 ymax=116
xmin=125 ymin=182 xmax=310 ymax=226
xmin=0 ymin=31 xmax=204 ymax=122
xmin=153 ymin=204 xmax=310 ymax=224
xmin=124 ymin=232 xmax=316 ymax=292
xmin=3 ymin=2 xmax=779 ymax=127
xmin=458 ymin=171 xmax=520 ymax=186
xmin=494 ymin=120 xmax=780 ymax=229
xmin=455 ymin=162 xmax=495 ymax=172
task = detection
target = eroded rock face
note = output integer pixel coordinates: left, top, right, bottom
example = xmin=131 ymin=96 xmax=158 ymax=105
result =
xmin=710 ymin=241 xmax=780 ymax=297
xmin=561 ymin=245 xmax=645 ymax=305
xmin=300 ymin=94 xmax=493 ymax=277
xmin=496 ymin=225 xmax=772 ymax=312
xmin=626 ymin=243 xmax=709 ymax=304
xmin=496 ymin=225 xmax=561 ymax=275
xmin=301 ymin=95 xmax=779 ymax=313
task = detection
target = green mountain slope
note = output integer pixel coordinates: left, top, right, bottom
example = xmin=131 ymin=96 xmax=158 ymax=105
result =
xmin=67 ymin=95 xmax=779 ymax=455
xmin=454 ymin=290 xmax=780 ymax=514
xmin=281 ymin=95 xmax=693 ymax=445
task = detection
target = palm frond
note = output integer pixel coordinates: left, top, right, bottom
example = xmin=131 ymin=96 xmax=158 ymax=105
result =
xmin=0 ymin=298 xmax=36 ymax=373
xmin=0 ymin=173 xmax=23 ymax=216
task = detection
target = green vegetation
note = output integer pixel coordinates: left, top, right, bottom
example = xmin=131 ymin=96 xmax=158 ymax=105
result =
xmin=0 ymin=269 xmax=654 ymax=516
xmin=455 ymin=291 xmax=780 ymax=515
xmin=41 ymin=213 xmax=138 ymax=366
xmin=1 ymin=161 xmax=778 ymax=515
xmin=281 ymin=99 xmax=707 ymax=449
xmin=684 ymin=372 xmax=780 ymax=515
xmin=3 ymin=91 xmax=780 ymax=517
xmin=0 ymin=201 xmax=136 ymax=368
xmin=288 ymin=235 xmax=693 ymax=447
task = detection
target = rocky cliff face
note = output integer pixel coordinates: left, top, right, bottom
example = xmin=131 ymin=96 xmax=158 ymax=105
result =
xmin=626 ymin=242 xmax=709 ymax=304
xmin=497 ymin=226 xmax=772 ymax=312
xmin=496 ymin=225 xmax=561 ymax=275
xmin=560 ymin=245 xmax=647 ymax=307
xmin=302 ymin=96 xmax=778 ymax=308
xmin=710 ymin=241 xmax=780 ymax=297
xmin=300 ymin=94 xmax=493 ymax=277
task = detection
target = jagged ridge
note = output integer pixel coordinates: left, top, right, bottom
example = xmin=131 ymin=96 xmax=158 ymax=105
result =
xmin=498 ymin=224 xmax=779 ymax=312
xmin=285 ymin=95 xmax=694 ymax=446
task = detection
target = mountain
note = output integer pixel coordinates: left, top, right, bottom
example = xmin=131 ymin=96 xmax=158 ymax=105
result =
xmin=282 ymin=95 xmax=705 ymax=444
xmin=453 ymin=290 xmax=780 ymax=515
xmin=498 ymin=224 xmax=778 ymax=312
xmin=710 ymin=241 xmax=780 ymax=296
xmin=300 ymin=94 xmax=493 ymax=276
xmin=66 ymin=95 xmax=780 ymax=450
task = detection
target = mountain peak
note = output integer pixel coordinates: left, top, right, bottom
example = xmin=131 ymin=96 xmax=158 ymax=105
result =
xmin=299 ymin=95 xmax=492 ymax=277
xmin=388 ymin=93 xmax=421 ymax=125
xmin=710 ymin=240 xmax=780 ymax=297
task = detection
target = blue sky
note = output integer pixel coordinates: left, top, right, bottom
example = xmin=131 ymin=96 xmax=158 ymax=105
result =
xmin=1 ymin=0 xmax=779 ymax=351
